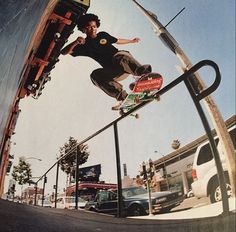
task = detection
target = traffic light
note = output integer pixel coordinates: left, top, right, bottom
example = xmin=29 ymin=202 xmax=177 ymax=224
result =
xmin=138 ymin=160 xmax=155 ymax=187
xmin=147 ymin=160 xmax=155 ymax=179
xmin=138 ymin=163 xmax=146 ymax=179
xmin=142 ymin=163 xmax=148 ymax=180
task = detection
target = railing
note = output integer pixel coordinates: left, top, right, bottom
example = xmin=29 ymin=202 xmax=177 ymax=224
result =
xmin=34 ymin=60 xmax=229 ymax=217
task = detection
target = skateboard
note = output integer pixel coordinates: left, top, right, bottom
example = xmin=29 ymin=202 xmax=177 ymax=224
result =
xmin=116 ymin=72 xmax=163 ymax=118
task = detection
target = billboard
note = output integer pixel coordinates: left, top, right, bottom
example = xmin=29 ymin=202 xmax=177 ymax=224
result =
xmin=77 ymin=164 xmax=101 ymax=182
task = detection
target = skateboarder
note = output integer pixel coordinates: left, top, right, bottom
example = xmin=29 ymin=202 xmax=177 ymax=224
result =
xmin=61 ymin=13 xmax=152 ymax=109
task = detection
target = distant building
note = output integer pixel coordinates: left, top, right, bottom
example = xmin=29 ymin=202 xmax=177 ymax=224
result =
xmin=22 ymin=187 xmax=43 ymax=205
xmin=122 ymin=163 xmax=140 ymax=188
xmin=122 ymin=175 xmax=139 ymax=188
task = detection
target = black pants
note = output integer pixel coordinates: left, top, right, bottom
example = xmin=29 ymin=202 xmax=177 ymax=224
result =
xmin=90 ymin=51 xmax=151 ymax=101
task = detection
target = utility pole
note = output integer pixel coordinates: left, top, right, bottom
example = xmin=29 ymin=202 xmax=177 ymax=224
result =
xmin=132 ymin=0 xmax=235 ymax=197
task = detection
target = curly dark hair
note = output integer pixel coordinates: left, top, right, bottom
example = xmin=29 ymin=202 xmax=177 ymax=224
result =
xmin=77 ymin=13 xmax=101 ymax=31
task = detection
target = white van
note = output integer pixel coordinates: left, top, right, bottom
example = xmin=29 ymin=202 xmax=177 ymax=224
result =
xmin=55 ymin=196 xmax=87 ymax=209
xmin=191 ymin=125 xmax=236 ymax=203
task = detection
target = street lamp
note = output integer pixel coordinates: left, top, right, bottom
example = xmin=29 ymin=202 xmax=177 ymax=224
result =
xmin=25 ymin=157 xmax=42 ymax=162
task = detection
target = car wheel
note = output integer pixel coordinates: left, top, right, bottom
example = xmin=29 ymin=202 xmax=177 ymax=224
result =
xmin=160 ymin=206 xmax=173 ymax=213
xmin=188 ymin=192 xmax=194 ymax=198
xmin=89 ymin=207 xmax=96 ymax=212
xmin=210 ymin=180 xmax=232 ymax=203
xmin=128 ymin=204 xmax=145 ymax=216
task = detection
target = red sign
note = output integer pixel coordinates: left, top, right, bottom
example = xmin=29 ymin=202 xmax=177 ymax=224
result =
xmin=133 ymin=77 xmax=163 ymax=93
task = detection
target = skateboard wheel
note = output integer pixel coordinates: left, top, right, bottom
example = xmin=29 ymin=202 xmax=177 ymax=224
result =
xmin=155 ymin=95 xmax=161 ymax=102
xmin=54 ymin=32 xmax=61 ymax=41
xmin=131 ymin=113 xmax=139 ymax=119
xmin=119 ymin=110 xmax=125 ymax=116
xmin=45 ymin=76 xmax=51 ymax=82
xmin=32 ymin=83 xmax=38 ymax=89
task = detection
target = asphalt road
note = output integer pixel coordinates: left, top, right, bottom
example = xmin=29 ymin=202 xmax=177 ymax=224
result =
xmin=0 ymin=198 xmax=234 ymax=232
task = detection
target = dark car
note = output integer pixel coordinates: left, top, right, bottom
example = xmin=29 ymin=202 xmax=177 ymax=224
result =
xmin=85 ymin=186 xmax=183 ymax=216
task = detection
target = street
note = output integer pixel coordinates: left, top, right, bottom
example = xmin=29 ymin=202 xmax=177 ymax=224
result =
xmin=0 ymin=197 xmax=234 ymax=232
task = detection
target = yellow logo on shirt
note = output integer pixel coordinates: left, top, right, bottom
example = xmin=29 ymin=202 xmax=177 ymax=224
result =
xmin=100 ymin=39 xmax=107 ymax=45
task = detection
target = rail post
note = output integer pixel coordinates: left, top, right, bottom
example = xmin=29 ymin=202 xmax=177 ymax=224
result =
xmin=54 ymin=162 xmax=59 ymax=208
xmin=113 ymin=122 xmax=123 ymax=217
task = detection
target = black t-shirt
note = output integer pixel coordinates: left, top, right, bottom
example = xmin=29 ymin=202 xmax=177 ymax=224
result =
xmin=71 ymin=31 xmax=118 ymax=68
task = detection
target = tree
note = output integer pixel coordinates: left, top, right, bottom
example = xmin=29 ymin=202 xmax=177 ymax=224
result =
xmin=12 ymin=157 xmax=32 ymax=186
xmin=58 ymin=137 xmax=89 ymax=179
xmin=171 ymin=139 xmax=181 ymax=150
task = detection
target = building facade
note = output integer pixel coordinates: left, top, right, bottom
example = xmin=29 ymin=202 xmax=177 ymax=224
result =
xmin=152 ymin=115 xmax=235 ymax=194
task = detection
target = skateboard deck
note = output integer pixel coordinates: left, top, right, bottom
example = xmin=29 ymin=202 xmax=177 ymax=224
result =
xmin=118 ymin=73 xmax=163 ymax=117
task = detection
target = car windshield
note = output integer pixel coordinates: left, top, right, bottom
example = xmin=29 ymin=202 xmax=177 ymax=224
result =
xmin=122 ymin=187 xmax=147 ymax=198
xmin=65 ymin=197 xmax=86 ymax=203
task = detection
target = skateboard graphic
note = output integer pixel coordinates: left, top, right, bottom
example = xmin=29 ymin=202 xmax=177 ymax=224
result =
xmin=116 ymin=72 xmax=163 ymax=118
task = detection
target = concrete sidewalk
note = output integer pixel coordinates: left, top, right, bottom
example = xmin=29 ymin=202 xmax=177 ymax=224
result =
xmin=131 ymin=197 xmax=236 ymax=220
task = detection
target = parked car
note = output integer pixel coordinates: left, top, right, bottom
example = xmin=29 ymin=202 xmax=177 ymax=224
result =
xmin=186 ymin=189 xmax=194 ymax=198
xmin=55 ymin=196 xmax=87 ymax=209
xmin=191 ymin=125 xmax=235 ymax=203
xmin=37 ymin=198 xmax=52 ymax=208
xmin=85 ymin=186 xmax=183 ymax=216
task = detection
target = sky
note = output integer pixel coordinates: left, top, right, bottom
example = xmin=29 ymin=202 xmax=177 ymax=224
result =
xmin=4 ymin=0 xmax=235 ymax=195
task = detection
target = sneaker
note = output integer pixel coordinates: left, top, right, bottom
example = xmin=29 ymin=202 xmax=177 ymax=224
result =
xmin=116 ymin=90 xmax=128 ymax=101
xmin=129 ymin=82 xmax=136 ymax=91
xmin=136 ymin=64 xmax=152 ymax=76
xmin=111 ymin=100 xmax=123 ymax=111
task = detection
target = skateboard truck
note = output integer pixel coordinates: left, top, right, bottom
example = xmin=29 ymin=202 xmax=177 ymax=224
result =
xmin=119 ymin=109 xmax=139 ymax=119
xmin=114 ymin=73 xmax=163 ymax=118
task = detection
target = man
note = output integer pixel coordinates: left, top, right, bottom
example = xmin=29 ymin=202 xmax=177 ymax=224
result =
xmin=61 ymin=13 xmax=152 ymax=110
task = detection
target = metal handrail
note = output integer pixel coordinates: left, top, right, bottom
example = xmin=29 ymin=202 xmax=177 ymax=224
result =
xmin=35 ymin=60 xmax=229 ymax=215
xmin=36 ymin=59 xmax=220 ymax=184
